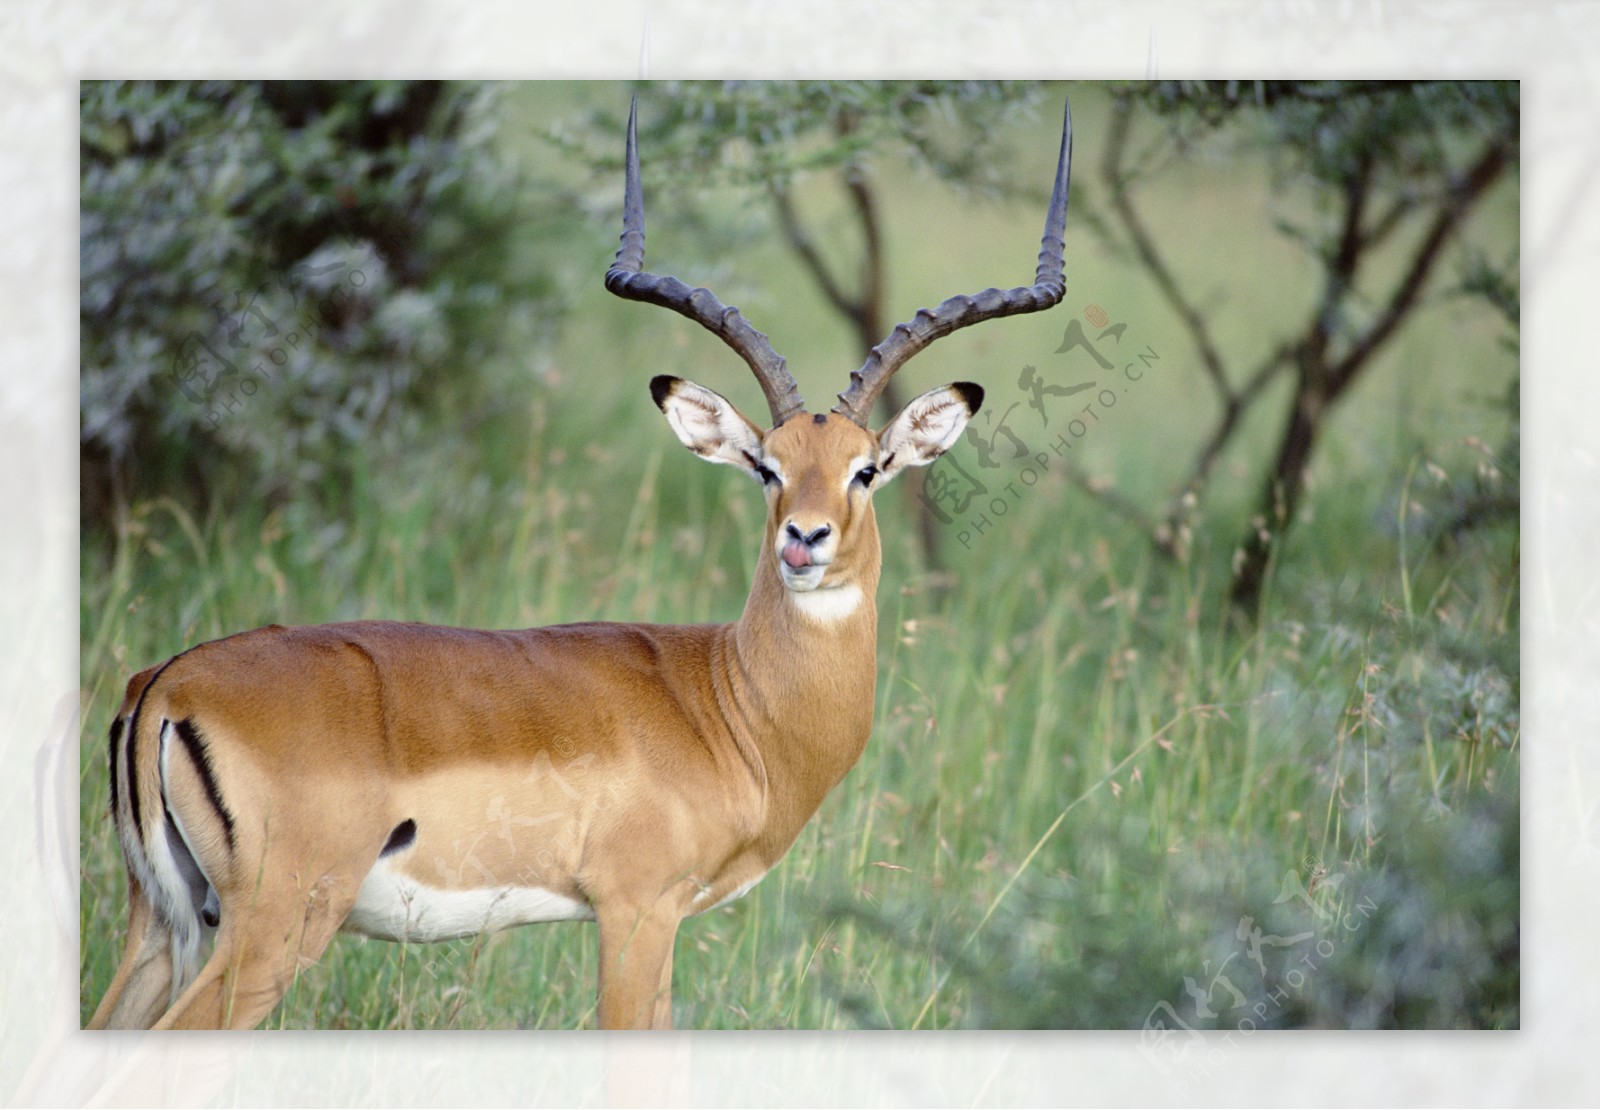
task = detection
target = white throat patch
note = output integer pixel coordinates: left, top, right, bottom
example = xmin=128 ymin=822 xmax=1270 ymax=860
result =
xmin=789 ymin=584 xmax=864 ymax=622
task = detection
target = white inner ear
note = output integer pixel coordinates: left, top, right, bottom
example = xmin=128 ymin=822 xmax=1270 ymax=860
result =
xmin=660 ymin=380 xmax=765 ymax=471
xmin=878 ymin=386 xmax=978 ymax=480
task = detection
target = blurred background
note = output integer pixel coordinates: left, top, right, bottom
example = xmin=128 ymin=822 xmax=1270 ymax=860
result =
xmin=79 ymin=80 xmax=1518 ymax=1031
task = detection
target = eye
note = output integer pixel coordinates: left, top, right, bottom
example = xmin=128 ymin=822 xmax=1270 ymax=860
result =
xmin=854 ymin=465 xmax=879 ymax=489
xmin=740 ymin=451 xmax=780 ymax=486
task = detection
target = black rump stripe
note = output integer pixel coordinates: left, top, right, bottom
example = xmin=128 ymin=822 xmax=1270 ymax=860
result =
xmin=108 ymin=718 xmax=124 ymax=818
xmin=173 ymin=718 xmax=237 ymax=853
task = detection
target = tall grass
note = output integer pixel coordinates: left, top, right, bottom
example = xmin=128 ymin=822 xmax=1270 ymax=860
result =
xmin=79 ymin=83 xmax=1518 ymax=1030
xmin=77 ymin=415 xmax=1518 ymax=1029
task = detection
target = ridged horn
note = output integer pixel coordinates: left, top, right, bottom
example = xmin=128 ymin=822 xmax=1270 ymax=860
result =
xmin=604 ymin=96 xmax=806 ymax=428
xmin=832 ymin=97 xmax=1073 ymax=426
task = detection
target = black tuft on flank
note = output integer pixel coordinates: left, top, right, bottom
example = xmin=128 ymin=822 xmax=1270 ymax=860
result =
xmin=381 ymin=818 xmax=417 ymax=857
xmin=950 ymin=381 xmax=985 ymax=415
xmin=649 ymin=375 xmax=680 ymax=410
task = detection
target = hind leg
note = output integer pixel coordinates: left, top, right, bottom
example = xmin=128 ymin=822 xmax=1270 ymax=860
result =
xmin=86 ymin=873 xmax=176 ymax=1030
xmin=152 ymin=866 xmax=361 ymax=1030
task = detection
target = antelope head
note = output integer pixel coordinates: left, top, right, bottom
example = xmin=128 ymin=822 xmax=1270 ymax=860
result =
xmin=605 ymin=95 xmax=1073 ymax=610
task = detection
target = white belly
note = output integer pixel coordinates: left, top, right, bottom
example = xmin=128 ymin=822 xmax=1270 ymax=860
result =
xmin=343 ymin=856 xmax=595 ymax=943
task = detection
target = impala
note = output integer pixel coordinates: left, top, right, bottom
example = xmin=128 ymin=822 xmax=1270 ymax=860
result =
xmin=88 ymin=94 xmax=1072 ymax=1030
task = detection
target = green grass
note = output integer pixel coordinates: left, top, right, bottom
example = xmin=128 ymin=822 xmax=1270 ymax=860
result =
xmin=76 ymin=435 xmax=1519 ymax=1030
xmin=79 ymin=82 xmax=1518 ymax=1030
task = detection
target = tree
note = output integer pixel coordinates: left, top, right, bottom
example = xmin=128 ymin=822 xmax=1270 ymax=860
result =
xmin=1086 ymin=81 xmax=1517 ymax=611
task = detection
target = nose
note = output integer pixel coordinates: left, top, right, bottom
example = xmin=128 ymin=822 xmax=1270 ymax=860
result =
xmin=786 ymin=523 xmax=832 ymax=547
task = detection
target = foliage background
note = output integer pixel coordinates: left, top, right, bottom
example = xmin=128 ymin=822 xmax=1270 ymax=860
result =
xmin=78 ymin=79 xmax=1518 ymax=1032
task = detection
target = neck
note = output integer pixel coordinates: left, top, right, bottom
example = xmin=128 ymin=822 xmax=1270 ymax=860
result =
xmin=727 ymin=517 xmax=881 ymax=831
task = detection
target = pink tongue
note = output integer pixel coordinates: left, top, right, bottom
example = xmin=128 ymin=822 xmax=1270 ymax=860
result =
xmin=782 ymin=540 xmax=813 ymax=569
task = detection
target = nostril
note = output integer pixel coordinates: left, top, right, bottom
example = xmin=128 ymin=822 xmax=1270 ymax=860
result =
xmin=784 ymin=523 xmax=832 ymax=548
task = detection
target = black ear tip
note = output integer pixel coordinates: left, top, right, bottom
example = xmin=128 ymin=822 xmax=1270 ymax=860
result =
xmin=951 ymin=381 xmax=984 ymax=414
xmin=650 ymin=375 xmax=680 ymax=409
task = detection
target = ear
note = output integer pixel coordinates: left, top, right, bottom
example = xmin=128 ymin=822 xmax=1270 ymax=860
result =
xmin=875 ymin=382 xmax=984 ymax=484
xmin=651 ymin=376 xmax=767 ymax=474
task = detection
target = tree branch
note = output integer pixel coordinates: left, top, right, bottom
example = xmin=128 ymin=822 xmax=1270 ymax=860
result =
xmin=1327 ymin=139 xmax=1511 ymax=399
xmin=843 ymin=165 xmax=884 ymax=353
xmin=1103 ymin=93 xmax=1235 ymax=404
xmin=770 ymin=182 xmax=858 ymax=322
xmin=1361 ymin=190 xmax=1420 ymax=253
xmin=1158 ymin=342 xmax=1296 ymax=543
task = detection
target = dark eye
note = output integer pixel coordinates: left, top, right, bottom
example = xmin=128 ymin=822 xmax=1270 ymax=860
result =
xmin=754 ymin=463 xmax=779 ymax=486
xmin=855 ymin=465 xmax=879 ymax=488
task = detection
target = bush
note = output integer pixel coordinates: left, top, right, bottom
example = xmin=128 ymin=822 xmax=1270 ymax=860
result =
xmin=80 ymin=80 xmax=553 ymax=535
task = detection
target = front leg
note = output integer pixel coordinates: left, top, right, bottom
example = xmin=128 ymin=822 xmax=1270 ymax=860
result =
xmin=595 ymin=903 xmax=680 ymax=1030
xmin=652 ymin=930 xmax=677 ymax=1030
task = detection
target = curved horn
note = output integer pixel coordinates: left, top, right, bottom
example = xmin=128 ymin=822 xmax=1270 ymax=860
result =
xmin=833 ymin=97 xmax=1073 ymax=427
xmin=604 ymin=96 xmax=806 ymax=428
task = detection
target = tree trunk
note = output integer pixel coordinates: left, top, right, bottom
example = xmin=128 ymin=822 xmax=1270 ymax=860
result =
xmin=1229 ymin=385 xmax=1324 ymax=612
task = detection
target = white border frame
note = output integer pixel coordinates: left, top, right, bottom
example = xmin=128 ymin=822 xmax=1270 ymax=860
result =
xmin=6 ymin=1 xmax=1587 ymax=1104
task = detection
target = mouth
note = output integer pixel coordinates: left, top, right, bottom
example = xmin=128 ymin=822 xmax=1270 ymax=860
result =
xmin=778 ymin=561 xmax=827 ymax=592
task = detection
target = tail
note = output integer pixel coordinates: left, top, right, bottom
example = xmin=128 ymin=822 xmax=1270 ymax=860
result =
xmin=109 ymin=663 xmax=231 ymax=1004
